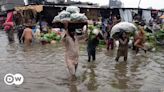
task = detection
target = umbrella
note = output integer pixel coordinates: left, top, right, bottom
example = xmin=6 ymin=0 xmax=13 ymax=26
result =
xmin=160 ymin=15 xmax=164 ymax=19
xmin=110 ymin=22 xmax=137 ymax=39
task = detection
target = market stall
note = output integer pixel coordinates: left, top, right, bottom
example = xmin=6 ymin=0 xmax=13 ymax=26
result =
xmin=39 ymin=6 xmax=88 ymax=45
xmin=14 ymin=5 xmax=43 ymax=25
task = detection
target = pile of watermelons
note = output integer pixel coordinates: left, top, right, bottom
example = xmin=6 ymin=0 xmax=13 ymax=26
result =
xmin=40 ymin=32 xmax=61 ymax=43
xmin=155 ymin=30 xmax=164 ymax=40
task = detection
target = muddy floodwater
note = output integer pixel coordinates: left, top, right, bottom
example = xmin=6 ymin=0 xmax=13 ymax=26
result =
xmin=0 ymin=31 xmax=164 ymax=92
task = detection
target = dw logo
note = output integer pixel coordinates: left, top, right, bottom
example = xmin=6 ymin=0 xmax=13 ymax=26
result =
xmin=4 ymin=73 xmax=24 ymax=85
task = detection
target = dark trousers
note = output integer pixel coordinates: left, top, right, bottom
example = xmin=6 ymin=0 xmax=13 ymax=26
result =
xmin=6 ymin=30 xmax=14 ymax=42
xmin=132 ymin=41 xmax=136 ymax=50
xmin=17 ymin=29 xmax=24 ymax=43
xmin=87 ymin=49 xmax=96 ymax=62
xmin=107 ymin=38 xmax=114 ymax=50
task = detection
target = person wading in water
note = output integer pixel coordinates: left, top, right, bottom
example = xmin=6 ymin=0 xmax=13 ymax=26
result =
xmin=134 ymin=27 xmax=147 ymax=55
xmin=62 ymin=22 xmax=87 ymax=80
xmin=3 ymin=23 xmax=14 ymax=43
xmin=21 ymin=24 xmax=33 ymax=46
xmin=115 ymin=31 xmax=129 ymax=62
xmin=86 ymin=29 xmax=100 ymax=62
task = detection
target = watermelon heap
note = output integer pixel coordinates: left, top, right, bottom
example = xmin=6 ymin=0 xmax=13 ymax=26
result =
xmin=40 ymin=32 xmax=61 ymax=43
xmin=155 ymin=30 xmax=164 ymax=40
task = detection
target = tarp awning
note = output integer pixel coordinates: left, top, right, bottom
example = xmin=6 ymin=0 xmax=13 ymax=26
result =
xmin=15 ymin=5 xmax=43 ymax=12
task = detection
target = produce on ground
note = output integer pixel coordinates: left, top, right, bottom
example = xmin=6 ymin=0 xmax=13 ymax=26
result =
xmin=40 ymin=32 xmax=62 ymax=43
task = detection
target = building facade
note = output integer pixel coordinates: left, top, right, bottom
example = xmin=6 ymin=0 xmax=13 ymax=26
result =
xmin=109 ymin=0 xmax=122 ymax=8
xmin=28 ymin=0 xmax=45 ymax=4
xmin=45 ymin=0 xmax=65 ymax=3
xmin=0 ymin=0 xmax=24 ymax=11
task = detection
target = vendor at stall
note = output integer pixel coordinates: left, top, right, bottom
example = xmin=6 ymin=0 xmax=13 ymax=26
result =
xmin=41 ymin=19 xmax=48 ymax=34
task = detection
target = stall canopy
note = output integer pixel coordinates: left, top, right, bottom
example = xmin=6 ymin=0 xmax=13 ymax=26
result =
xmin=15 ymin=5 xmax=43 ymax=12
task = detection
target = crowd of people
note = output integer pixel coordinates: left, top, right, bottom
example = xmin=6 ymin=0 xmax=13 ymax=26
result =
xmin=2 ymin=12 xmax=164 ymax=80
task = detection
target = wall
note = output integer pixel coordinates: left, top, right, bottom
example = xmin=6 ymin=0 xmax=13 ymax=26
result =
xmin=0 ymin=0 xmax=25 ymax=11
xmin=46 ymin=0 xmax=65 ymax=3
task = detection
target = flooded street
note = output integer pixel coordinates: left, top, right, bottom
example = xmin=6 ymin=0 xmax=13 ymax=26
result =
xmin=0 ymin=30 xmax=164 ymax=92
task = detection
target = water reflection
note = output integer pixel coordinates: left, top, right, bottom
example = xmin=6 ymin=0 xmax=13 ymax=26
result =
xmin=0 ymin=31 xmax=164 ymax=92
xmin=111 ymin=61 xmax=129 ymax=90
xmin=82 ymin=63 xmax=98 ymax=91
xmin=129 ymin=57 xmax=146 ymax=90
xmin=69 ymin=80 xmax=78 ymax=92
xmin=87 ymin=63 xmax=98 ymax=91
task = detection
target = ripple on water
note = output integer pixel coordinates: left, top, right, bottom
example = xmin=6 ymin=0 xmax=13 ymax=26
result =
xmin=0 ymin=31 xmax=164 ymax=92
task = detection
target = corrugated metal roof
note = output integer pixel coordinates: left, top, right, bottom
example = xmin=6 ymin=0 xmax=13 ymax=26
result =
xmin=43 ymin=4 xmax=164 ymax=12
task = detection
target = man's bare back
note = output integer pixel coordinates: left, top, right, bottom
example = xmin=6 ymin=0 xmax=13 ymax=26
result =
xmin=22 ymin=27 xmax=33 ymax=45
